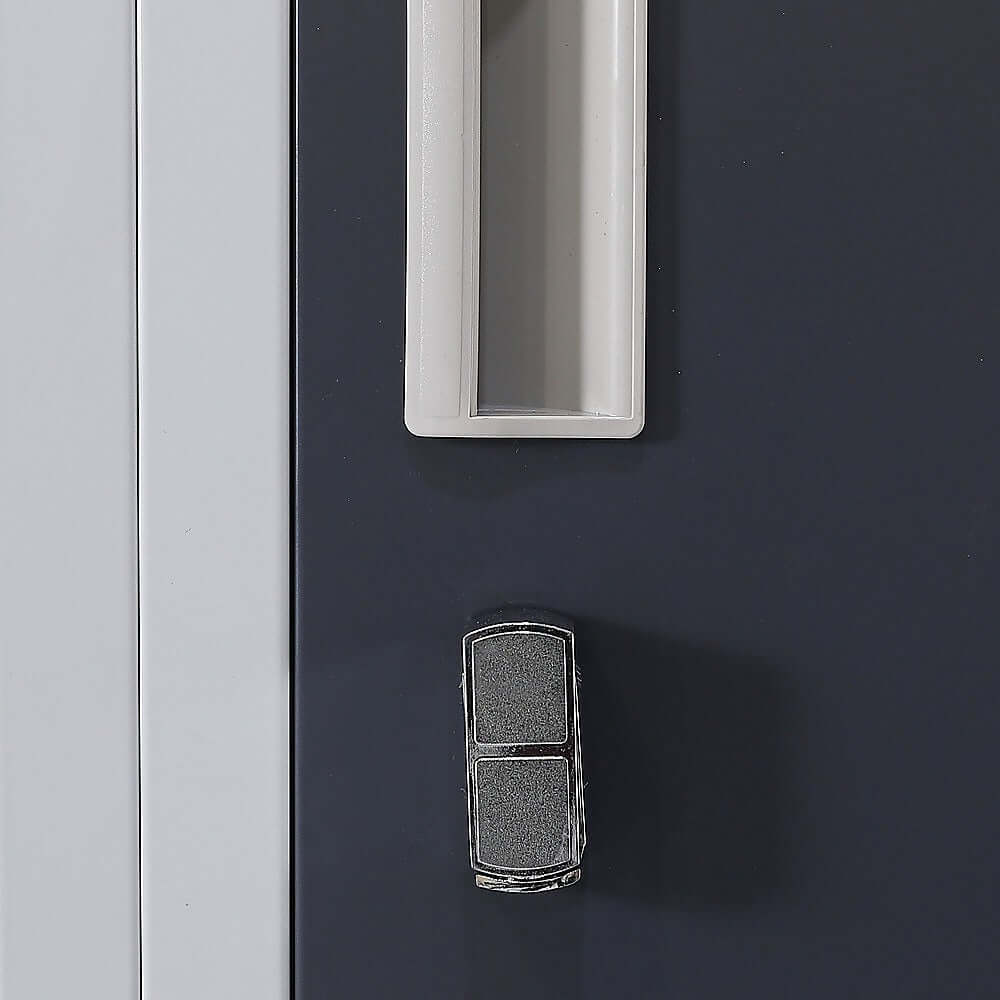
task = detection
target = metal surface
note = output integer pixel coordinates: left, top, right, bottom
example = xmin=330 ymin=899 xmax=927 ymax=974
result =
xmin=296 ymin=3 xmax=1000 ymax=997
xmin=463 ymin=616 xmax=585 ymax=891
xmin=0 ymin=1 xmax=139 ymax=996
xmin=137 ymin=0 xmax=289 ymax=996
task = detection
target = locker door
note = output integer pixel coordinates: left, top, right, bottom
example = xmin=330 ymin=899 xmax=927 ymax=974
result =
xmin=294 ymin=4 xmax=1000 ymax=998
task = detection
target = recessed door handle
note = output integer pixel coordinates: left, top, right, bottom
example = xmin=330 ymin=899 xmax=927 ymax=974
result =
xmin=405 ymin=2 xmax=648 ymax=439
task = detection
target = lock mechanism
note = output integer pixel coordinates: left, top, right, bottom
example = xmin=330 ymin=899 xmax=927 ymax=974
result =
xmin=462 ymin=610 xmax=586 ymax=891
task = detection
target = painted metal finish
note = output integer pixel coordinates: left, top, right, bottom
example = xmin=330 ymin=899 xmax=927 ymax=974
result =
xmin=137 ymin=0 xmax=289 ymax=996
xmin=297 ymin=3 xmax=1000 ymax=996
xmin=0 ymin=1 xmax=139 ymax=996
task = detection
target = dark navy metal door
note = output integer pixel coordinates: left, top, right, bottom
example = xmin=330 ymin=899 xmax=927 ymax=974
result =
xmin=295 ymin=4 xmax=1000 ymax=997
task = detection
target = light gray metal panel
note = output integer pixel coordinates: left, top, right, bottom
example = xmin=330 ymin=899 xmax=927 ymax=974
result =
xmin=0 ymin=1 xmax=139 ymax=997
xmin=136 ymin=0 xmax=289 ymax=997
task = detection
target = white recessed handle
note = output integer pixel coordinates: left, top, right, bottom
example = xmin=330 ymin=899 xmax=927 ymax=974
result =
xmin=405 ymin=1 xmax=648 ymax=439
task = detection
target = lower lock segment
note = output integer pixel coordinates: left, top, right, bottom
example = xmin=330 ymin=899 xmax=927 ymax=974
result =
xmin=462 ymin=611 xmax=586 ymax=892
xmin=475 ymin=869 xmax=582 ymax=894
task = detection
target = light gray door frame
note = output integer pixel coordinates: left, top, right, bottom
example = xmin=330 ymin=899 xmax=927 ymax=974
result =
xmin=1 ymin=1 xmax=139 ymax=997
xmin=137 ymin=0 xmax=290 ymax=997
xmin=2 ymin=1 xmax=290 ymax=997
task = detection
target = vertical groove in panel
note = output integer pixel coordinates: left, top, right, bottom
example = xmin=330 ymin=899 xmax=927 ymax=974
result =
xmin=135 ymin=0 xmax=145 ymax=992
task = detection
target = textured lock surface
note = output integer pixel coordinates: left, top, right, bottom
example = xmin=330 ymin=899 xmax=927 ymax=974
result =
xmin=472 ymin=632 xmax=567 ymax=745
xmin=475 ymin=758 xmax=571 ymax=870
